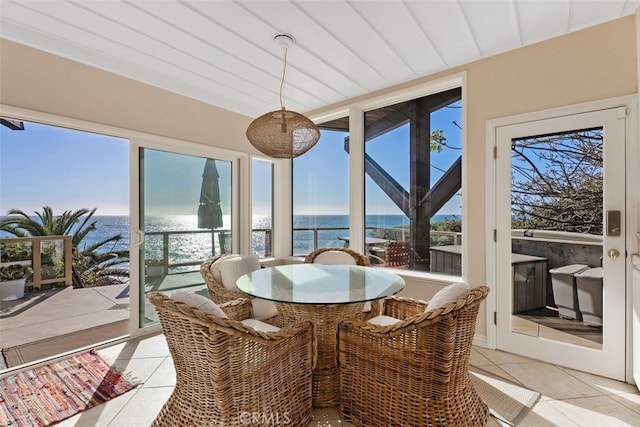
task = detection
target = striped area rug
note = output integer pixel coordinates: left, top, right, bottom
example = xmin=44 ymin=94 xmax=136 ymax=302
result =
xmin=470 ymin=366 xmax=541 ymax=426
xmin=0 ymin=350 xmax=139 ymax=427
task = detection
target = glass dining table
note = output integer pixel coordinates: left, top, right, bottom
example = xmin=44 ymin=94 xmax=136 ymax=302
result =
xmin=236 ymin=263 xmax=405 ymax=407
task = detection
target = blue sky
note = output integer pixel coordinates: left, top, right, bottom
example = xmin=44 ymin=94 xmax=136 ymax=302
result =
xmin=0 ymin=123 xmax=129 ymax=216
xmin=1 ymin=103 xmax=462 ymax=218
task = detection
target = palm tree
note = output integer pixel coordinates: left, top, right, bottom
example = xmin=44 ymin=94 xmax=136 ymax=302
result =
xmin=1 ymin=206 xmax=129 ymax=288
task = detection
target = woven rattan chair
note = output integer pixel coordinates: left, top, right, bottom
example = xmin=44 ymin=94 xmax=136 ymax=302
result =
xmin=304 ymin=247 xmax=378 ymax=319
xmin=383 ymin=241 xmax=412 ymax=268
xmin=370 ymin=241 xmax=429 ymax=269
xmin=201 ymin=254 xmax=255 ymax=304
xmin=338 ymin=285 xmax=490 ymax=427
xmin=148 ymin=292 xmax=315 ymax=427
xmin=200 ymin=254 xmax=282 ymax=325
xmin=303 ymin=247 xmax=371 ymax=266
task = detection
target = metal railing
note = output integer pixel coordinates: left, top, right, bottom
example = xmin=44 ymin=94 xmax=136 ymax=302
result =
xmin=144 ymin=229 xmax=231 ymax=276
xmin=142 ymin=226 xmax=463 ymax=275
xmin=0 ymin=236 xmax=73 ymax=289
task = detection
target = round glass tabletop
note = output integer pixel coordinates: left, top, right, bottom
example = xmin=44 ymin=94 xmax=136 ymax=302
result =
xmin=236 ymin=264 xmax=405 ymax=304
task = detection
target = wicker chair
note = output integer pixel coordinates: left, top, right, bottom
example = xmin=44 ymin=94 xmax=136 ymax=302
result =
xmin=303 ymin=247 xmax=371 ymax=266
xmin=338 ymin=286 xmax=490 ymax=427
xmin=304 ymin=247 xmax=378 ymax=319
xmin=148 ymin=292 xmax=315 ymax=427
xmin=200 ymin=254 xmax=282 ymax=325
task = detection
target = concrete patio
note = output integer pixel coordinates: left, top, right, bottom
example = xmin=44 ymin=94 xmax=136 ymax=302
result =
xmin=0 ymin=282 xmax=130 ymax=370
xmin=0 ymin=270 xmax=205 ymax=370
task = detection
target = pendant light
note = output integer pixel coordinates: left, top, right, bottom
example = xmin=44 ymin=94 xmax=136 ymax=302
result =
xmin=246 ymin=34 xmax=320 ymax=159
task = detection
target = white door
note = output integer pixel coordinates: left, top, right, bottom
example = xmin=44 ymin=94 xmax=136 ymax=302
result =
xmin=494 ymin=107 xmax=626 ymax=380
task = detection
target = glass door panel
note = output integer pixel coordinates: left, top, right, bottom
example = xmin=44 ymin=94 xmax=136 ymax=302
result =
xmin=292 ymin=127 xmax=350 ymax=256
xmin=495 ymin=107 xmax=626 ymax=380
xmin=138 ymin=148 xmax=232 ymax=327
xmin=364 ymin=89 xmax=462 ymax=273
xmin=510 ymin=128 xmax=604 ymax=349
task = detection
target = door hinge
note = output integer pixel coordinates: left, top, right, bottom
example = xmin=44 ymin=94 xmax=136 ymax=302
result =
xmin=493 ymin=229 xmax=497 ymax=242
xmin=493 ymin=146 xmax=498 ymax=159
xmin=494 ymin=311 xmax=497 ymax=325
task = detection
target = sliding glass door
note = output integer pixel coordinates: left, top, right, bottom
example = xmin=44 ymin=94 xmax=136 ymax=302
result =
xmin=137 ymin=148 xmax=233 ymax=327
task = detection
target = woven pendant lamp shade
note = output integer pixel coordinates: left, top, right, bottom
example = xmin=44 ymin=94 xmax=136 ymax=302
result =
xmin=246 ymin=34 xmax=320 ymax=159
xmin=246 ymin=107 xmax=320 ymax=158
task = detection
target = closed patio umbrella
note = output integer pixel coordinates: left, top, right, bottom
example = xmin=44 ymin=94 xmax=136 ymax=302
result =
xmin=197 ymin=159 xmax=223 ymax=230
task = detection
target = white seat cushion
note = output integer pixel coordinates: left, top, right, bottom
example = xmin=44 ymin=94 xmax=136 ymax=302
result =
xmin=241 ymin=318 xmax=281 ymax=333
xmin=217 ymin=254 xmax=261 ymax=291
xmin=313 ymin=250 xmax=357 ymax=265
xmin=425 ymin=282 xmax=471 ymax=312
xmin=367 ymin=315 xmax=401 ymax=326
xmin=251 ymin=297 xmax=279 ymax=320
xmin=362 ymin=301 xmax=372 ymax=312
xmin=171 ymin=289 xmax=228 ymax=318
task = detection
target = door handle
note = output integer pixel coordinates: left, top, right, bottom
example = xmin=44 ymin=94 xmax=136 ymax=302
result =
xmin=133 ymin=230 xmax=145 ymax=247
xmin=608 ymin=249 xmax=620 ymax=260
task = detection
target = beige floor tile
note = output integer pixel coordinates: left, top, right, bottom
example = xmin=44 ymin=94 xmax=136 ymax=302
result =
xmin=471 ymin=363 xmax=522 ymax=385
xmin=516 ymin=401 xmax=580 ymax=427
xmin=141 ymin=357 xmax=176 ymax=388
xmin=76 ymin=333 xmax=637 ymax=427
xmin=312 ymin=406 xmax=342 ymax=420
xmin=474 ymin=347 xmax=536 ymax=365
xmin=559 ymin=367 xmax=639 ymax=395
xmin=56 ymin=389 xmax=139 ymax=427
xmin=105 ymin=333 xmax=169 ymax=360
xmin=470 ymin=347 xmax=494 ymax=366
xmin=549 ymin=396 xmax=640 ymax=426
xmin=487 ymin=415 xmax=509 ymax=426
xmin=108 ymin=356 xmax=166 ymax=384
xmin=106 ymin=386 xmax=173 ymax=426
xmin=610 ymin=392 xmax=640 ymax=415
xmin=96 ymin=342 xmax=129 ymax=361
xmin=499 ymin=362 xmax=603 ymax=400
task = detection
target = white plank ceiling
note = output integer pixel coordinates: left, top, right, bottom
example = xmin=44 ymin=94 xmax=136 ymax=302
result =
xmin=1 ymin=0 xmax=638 ymax=118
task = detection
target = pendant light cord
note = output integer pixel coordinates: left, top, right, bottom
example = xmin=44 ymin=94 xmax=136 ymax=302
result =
xmin=279 ymin=47 xmax=288 ymax=110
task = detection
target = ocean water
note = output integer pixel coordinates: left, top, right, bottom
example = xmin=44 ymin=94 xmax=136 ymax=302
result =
xmin=1 ymin=214 xmax=460 ymax=270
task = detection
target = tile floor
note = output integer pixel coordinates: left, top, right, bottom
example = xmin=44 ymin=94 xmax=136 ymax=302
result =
xmin=51 ymin=331 xmax=640 ymax=427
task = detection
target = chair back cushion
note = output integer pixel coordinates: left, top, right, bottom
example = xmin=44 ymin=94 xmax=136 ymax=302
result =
xmin=313 ymin=250 xmax=357 ymax=265
xmin=251 ymin=297 xmax=280 ymax=320
xmin=425 ymin=282 xmax=471 ymax=312
xmin=208 ymin=254 xmax=240 ymax=284
xmin=215 ymin=254 xmax=261 ymax=291
xmin=171 ymin=289 xmax=228 ymax=318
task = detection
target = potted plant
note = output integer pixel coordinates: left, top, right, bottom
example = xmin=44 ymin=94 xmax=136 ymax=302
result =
xmin=0 ymin=264 xmax=32 ymax=301
xmin=145 ymin=259 xmax=165 ymax=278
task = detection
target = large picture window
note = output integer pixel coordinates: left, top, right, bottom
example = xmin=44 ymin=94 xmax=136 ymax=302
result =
xmin=252 ymin=158 xmax=274 ymax=258
xmin=363 ymin=88 xmax=463 ymax=273
xmin=291 ymin=86 xmax=463 ymax=276
xmin=292 ymin=125 xmax=350 ymax=256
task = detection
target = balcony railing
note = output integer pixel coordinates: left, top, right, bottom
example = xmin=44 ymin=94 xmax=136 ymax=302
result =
xmin=142 ymin=226 xmax=463 ymax=276
xmin=0 ymin=236 xmax=73 ymax=289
